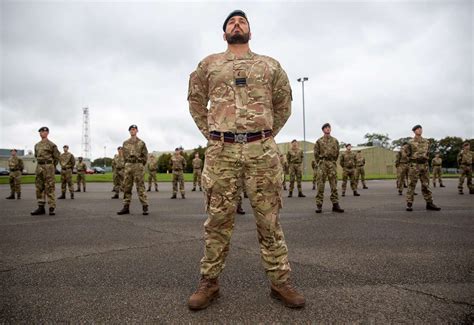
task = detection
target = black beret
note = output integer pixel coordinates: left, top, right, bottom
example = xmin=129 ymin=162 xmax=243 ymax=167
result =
xmin=78 ymin=156 xmax=83 ymax=160
xmin=321 ymin=123 xmax=331 ymax=130
xmin=345 ymin=143 xmax=352 ymax=148
xmin=412 ymin=124 xmax=422 ymax=131
xmin=223 ymin=10 xmax=249 ymax=32
xmin=463 ymin=141 xmax=470 ymax=147
xmin=11 ymin=148 xmax=17 ymax=152
xmin=175 ymin=148 xmax=180 ymax=151
xmin=117 ymin=146 xmax=122 ymax=150
xmin=63 ymin=145 xmax=69 ymax=148
xmin=291 ymin=139 xmax=297 ymax=143
xmin=38 ymin=126 xmax=49 ymax=132
xmin=129 ymin=124 xmax=138 ymax=131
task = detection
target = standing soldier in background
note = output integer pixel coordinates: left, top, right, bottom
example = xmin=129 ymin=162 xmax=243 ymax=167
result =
xmin=406 ymin=125 xmax=441 ymax=211
xmin=76 ymin=157 xmax=87 ymax=192
xmin=314 ymin=123 xmax=344 ymax=213
xmin=31 ymin=126 xmax=60 ymax=215
xmin=279 ymin=152 xmax=288 ymax=190
xmin=170 ymin=148 xmax=186 ymax=199
xmin=147 ymin=153 xmax=159 ymax=192
xmin=311 ymin=160 xmax=318 ymax=190
xmin=355 ymin=150 xmax=368 ymax=189
xmin=287 ymin=140 xmax=305 ymax=198
xmin=431 ymin=153 xmax=445 ymax=188
xmin=117 ymin=125 xmax=149 ymax=215
xmin=396 ymin=142 xmax=410 ymax=195
xmin=339 ymin=144 xmax=360 ymax=197
xmin=457 ymin=142 xmax=473 ymax=195
xmin=6 ymin=149 xmax=24 ymax=200
xmin=187 ymin=10 xmax=305 ymax=310
xmin=192 ymin=152 xmax=203 ymax=192
xmin=111 ymin=146 xmax=125 ymax=199
xmin=58 ymin=145 xmax=75 ymax=199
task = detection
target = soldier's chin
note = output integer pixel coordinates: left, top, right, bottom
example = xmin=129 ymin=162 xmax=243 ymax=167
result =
xmin=227 ymin=34 xmax=249 ymax=44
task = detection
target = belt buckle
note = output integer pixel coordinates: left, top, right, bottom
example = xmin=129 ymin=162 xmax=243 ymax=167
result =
xmin=234 ymin=133 xmax=247 ymax=144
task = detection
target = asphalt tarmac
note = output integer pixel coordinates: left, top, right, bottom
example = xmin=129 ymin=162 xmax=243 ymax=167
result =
xmin=1 ymin=179 xmax=473 ymax=323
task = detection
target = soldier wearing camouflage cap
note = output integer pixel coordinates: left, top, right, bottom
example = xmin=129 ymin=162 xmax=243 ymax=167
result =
xmin=187 ymin=9 xmax=305 ymax=310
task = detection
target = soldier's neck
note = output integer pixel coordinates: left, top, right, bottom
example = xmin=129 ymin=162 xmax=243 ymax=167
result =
xmin=41 ymin=137 xmax=48 ymax=142
xmin=227 ymin=44 xmax=250 ymax=57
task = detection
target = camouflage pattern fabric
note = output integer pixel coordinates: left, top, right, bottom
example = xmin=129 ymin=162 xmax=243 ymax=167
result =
xmin=76 ymin=161 xmax=87 ymax=191
xmin=112 ymin=154 xmax=125 ymax=193
xmin=147 ymin=156 xmax=159 ymax=189
xmin=171 ymin=154 xmax=186 ymax=195
xmin=311 ymin=160 xmax=318 ymax=188
xmin=406 ymin=137 xmax=432 ymax=204
xmin=314 ymin=135 xmax=340 ymax=206
xmin=59 ymin=152 xmax=75 ymax=194
xmin=34 ymin=139 xmax=60 ymax=207
xmin=122 ymin=137 xmax=148 ymax=206
xmin=431 ymin=157 xmax=443 ymax=186
xmin=340 ymin=151 xmax=357 ymax=192
xmin=457 ymin=150 xmax=473 ymax=192
xmin=193 ymin=157 xmax=203 ymax=188
xmin=396 ymin=146 xmax=409 ymax=192
xmin=354 ymin=152 xmax=366 ymax=188
xmin=287 ymin=148 xmax=303 ymax=192
xmin=8 ymin=156 xmax=23 ymax=194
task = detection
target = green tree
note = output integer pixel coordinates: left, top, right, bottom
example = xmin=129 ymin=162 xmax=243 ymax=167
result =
xmin=157 ymin=153 xmax=172 ymax=173
xmin=358 ymin=133 xmax=390 ymax=148
xmin=391 ymin=137 xmax=412 ymax=150
xmin=92 ymin=157 xmax=113 ymax=167
xmin=437 ymin=136 xmax=464 ymax=168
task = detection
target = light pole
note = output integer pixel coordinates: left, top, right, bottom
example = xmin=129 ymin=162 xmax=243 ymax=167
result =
xmin=103 ymin=145 xmax=106 ymax=169
xmin=297 ymin=77 xmax=308 ymax=175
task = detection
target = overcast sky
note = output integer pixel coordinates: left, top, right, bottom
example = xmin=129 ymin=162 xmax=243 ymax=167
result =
xmin=1 ymin=0 xmax=472 ymax=158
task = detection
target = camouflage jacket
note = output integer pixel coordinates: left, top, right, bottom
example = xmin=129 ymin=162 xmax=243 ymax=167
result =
xmin=170 ymin=154 xmax=186 ymax=171
xmin=122 ymin=137 xmax=148 ymax=165
xmin=8 ymin=156 xmax=24 ymax=172
xmin=287 ymin=148 xmax=303 ymax=165
xmin=355 ymin=153 xmax=365 ymax=167
xmin=59 ymin=152 xmax=75 ymax=169
xmin=192 ymin=157 xmax=203 ymax=170
xmin=188 ymin=49 xmax=292 ymax=138
xmin=34 ymin=139 xmax=60 ymax=165
xmin=431 ymin=157 xmax=442 ymax=167
xmin=311 ymin=160 xmax=317 ymax=171
xmin=339 ymin=151 xmax=356 ymax=169
xmin=314 ymin=135 xmax=340 ymax=163
xmin=407 ymin=137 xmax=430 ymax=164
xmin=147 ymin=157 xmax=159 ymax=171
xmin=279 ymin=154 xmax=289 ymax=172
xmin=112 ymin=154 xmax=125 ymax=170
xmin=77 ymin=162 xmax=87 ymax=173
xmin=395 ymin=147 xmax=409 ymax=166
xmin=457 ymin=150 xmax=473 ymax=166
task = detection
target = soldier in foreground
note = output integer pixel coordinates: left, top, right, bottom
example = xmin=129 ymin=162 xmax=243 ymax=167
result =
xmin=111 ymin=146 xmax=125 ymax=199
xmin=187 ymin=10 xmax=305 ymax=310
xmin=147 ymin=153 xmax=159 ymax=192
xmin=117 ymin=125 xmax=149 ymax=215
xmin=431 ymin=153 xmax=445 ymax=188
xmin=339 ymin=144 xmax=360 ymax=197
xmin=192 ymin=152 xmax=203 ymax=192
xmin=314 ymin=123 xmax=344 ymax=213
xmin=31 ymin=126 xmax=60 ymax=215
xmin=6 ymin=149 xmax=24 ymax=200
xmin=355 ymin=150 xmax=368 ymax=189
xmin=457 ymin=142 xmax=473 ymax=195
xmin=395 ymin=142 xmax=410 ymax=195
xmin=76 ymin=157 xmax=87 ymax=192
xmin=287 ymin=140 xmax=305 ymax=197
xmin=170 ymin=148 xmax=186 ymax=199
xmin=405 ymin=125 xmax=441 ymax=211
xmin=58 ymin=145 xmax=75 ymax=199
xmin=311 ymin=160 xmax=318 ymax=190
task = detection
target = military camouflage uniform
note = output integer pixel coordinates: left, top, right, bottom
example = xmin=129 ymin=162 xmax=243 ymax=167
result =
xmin=311 ymin=160 xmax=318 ymax=189
xmin=354 ymin=152 xmax=367 ymax=188
xmin=122 ymin=137 xmax=148 ymax=206
xmin=76 ymin=161 xmax=87 ymax=191
xmin=314 ymin=135 xmax=340 ymax=206
xmin=396 ymin=146 xmax=409 ymax=193
xmin=34 ymin=139 xmax=60 ymax=208
xmin=340 ymin=150 xmax=357 ymax=194
xmin=457 ymin=149 xmax=473 ymax=193
xmin=406 ymin=137 xmax=433 ymax=204
xmin=147 ymin=155 xmax=159 ymax=191
xmin=112 ymin=153 xmax=125 ymax=194
xmin=192 ymin=156 xmax=203 ymax=190
xmin=171 ymin=154 xmax=186 ymax=195
xmin=431 ymin=157 xmax=444 ymax=187
xmin=280 ymin=153 xmax=288 ymax=190
xmin=59 ymin=152 xmax=75 ymax=195
xmin=8 ymin=156 xmax=24 ymax=197
xmin=287 ymin=147 xmax=303 ymax=193
xmin=188 ymin=49 xmax=292 ymax=284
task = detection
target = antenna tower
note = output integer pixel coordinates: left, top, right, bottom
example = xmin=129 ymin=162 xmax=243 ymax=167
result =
xmin=81 ymin=107 xmax=91 ymax=159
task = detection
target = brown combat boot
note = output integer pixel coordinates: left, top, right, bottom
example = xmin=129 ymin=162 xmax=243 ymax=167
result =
xmin=332 ymin=203 xmax=344 ymax=213
xmin=6 ymin=193 xmax=15 ymax=199
xmin=188 ymin=277 xmax=220 ymax=310
xmin=270 ymin=280 xmax=305 ymax=308
xmin=236 ymin=203 xmax=245 ymax=215
xmin=31 ymin=206 xmax=46 ymax=215
xmin=58 ymin=193 xmax=66 ymax=199
xmin=117 ymin=204 xmax=130 ymax=215
xmin=315 ymin=205 xmax=322 ymax=213
xmin=426 ymin=202 xmax=441 ymax=211
xmin=142 ymin=205 xmax=149 ymax=215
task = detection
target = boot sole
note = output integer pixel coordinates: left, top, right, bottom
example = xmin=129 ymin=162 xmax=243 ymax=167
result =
xmin=188 ymin=291 xmax=220 ymax=311
xmin=270 ymin=290 xmax=305 ymax=308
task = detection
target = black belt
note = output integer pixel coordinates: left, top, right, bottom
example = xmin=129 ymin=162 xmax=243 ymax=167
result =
xmin=37 ymin=160 xmax=53 ymax=165
xmin=319 ymin=158 xmax=336 ymax=161
xmin=10 ymin=169 xmax=20 ymax=171
xmin=209 ymin=130 xmax=272 ymax=144
xmin=62 ymin=168 xmax=72 ymax=170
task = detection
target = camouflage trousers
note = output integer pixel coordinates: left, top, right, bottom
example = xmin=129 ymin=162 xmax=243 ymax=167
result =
xmin=288 ymin=163 xmax=302 ymax=192
xmin=407 ymin=163 xmax=432 ymax=204
xmin=282 ymin=172 xmax=288 ymax=189
xmin=123 ymin=163 xmax=147 ymax=206
xmin=61 ymin=169 xmax=74 ymax=194
xmin=77 ymin=172 xmax=86 ymax=191
xmin=193 ymin=169 xmax=202 ymax=188
xmin=200 ymin=138 xmax=290 ymax=285
xmin=9 ymin=170 xmax=22 ymax=194
xmin=316 ymin=160 xmax=339 ymax=206
xmin=148 ymin=170 xmax=158 ymax=190
xmin=172 ymin=170 xmax=185 ymax=194
xmin=35 ymin=164 xmax=56 ymax=208
xmin=397 ymin=164 xmax=409 ymax=191
xmin=312 ymin=169 xmax=318 ymax=187
xmin=341 ymin=168 xmax=357 ymax=192
xmin=355 ymin=166 xmax=366 ymax=187
xmin=432 ymin=166 xmax=443 ymax=186
xmin=113 ymin=168 xmax=124 ymax=193
xmin=458 ymin=165 xmax=472 ymax=192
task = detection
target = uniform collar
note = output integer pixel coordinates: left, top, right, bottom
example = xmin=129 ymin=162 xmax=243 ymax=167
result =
xmin=224 ymin=49 xmax=255 ymax=61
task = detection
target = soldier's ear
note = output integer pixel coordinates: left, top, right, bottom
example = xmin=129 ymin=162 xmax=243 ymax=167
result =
xmin=223 ymin=33 xmax=227 ymax=42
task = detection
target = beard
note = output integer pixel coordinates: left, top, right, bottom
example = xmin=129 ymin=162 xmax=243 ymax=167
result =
xmin=226 ymin=31 xmax=250 ymax=44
